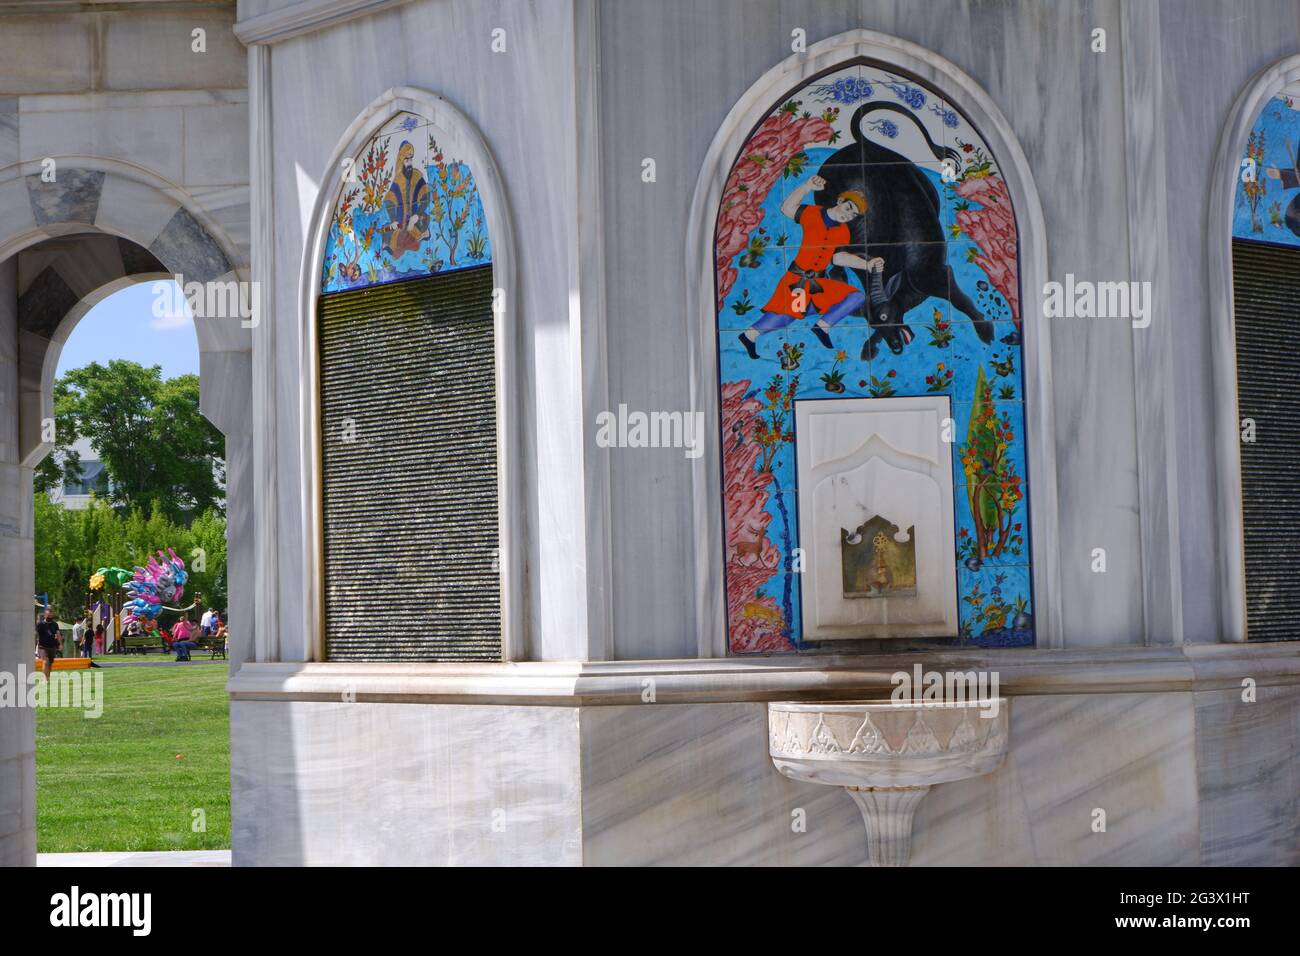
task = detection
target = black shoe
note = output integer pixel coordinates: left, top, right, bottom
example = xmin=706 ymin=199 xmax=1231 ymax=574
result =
xmin=738 ymin=332 xmax=759 ymax=360
xmin=811 ymin=324 xmax=834 ymax=350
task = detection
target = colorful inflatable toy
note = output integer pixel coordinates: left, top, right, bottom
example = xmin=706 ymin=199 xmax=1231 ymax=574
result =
xmin=120 ymin=550 xmax=188 ymax=627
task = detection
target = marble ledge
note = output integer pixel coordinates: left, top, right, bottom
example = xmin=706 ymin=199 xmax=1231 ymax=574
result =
xmin=16 ymin=90 xmax=248 ymax=114
xmin=226 ymin=642 xmax=1300 ymax=707
xmin=234 ymin=0 xmax=413 ymax=46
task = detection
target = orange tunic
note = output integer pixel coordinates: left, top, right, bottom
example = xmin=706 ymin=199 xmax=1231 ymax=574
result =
xmin=762 ymin=205 xmax=859 ymax=316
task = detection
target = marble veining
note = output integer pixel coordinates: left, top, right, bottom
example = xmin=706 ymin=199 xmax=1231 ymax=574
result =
xmin=25 ymin=169 xmax=105 ymax=227
xmin=150 ymin=206 xmax=233 ymax=283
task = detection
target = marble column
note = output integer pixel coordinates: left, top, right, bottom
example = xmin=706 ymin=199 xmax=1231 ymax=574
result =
xmin=198 ymin=349 xmax=254 ymax=668
xmin=0 ymin=255 xmax=35 ymax=865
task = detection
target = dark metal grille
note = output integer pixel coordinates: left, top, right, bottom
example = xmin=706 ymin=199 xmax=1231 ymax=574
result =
xmin=318 ymin=266 xmax=502 ymax=660
xmin=1233 ymin=238 xmax=1300 ymax=641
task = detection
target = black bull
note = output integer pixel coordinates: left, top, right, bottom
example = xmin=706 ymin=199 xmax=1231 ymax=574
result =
xmin=816 ymin=102 xmax=993 ymax=357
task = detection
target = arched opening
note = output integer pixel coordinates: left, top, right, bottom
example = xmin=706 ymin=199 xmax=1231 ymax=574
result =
xmin=298 ymin=89 xmax=521 ymax=662
xmin=29 ymin=266 xmax=233 ymax=853
xmin=0 ymin=161 xmax=251 ymax=864
xmin=686 ymin=31 xmax=1060 ymax=655
xmin=1213 ymin=60 xmax=1300 ymax=642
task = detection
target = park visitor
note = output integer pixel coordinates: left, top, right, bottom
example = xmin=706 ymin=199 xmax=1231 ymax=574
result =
xmin=80 ymin=614 xmax=94 ymax=658
xmin=72 ymin=615 xmax=86 ymax=659
xmin=116 ymin=616 xmax=136 ymax=654
xmin=35 ymin=608 xmax=60 ymax=680
xmin=171 ymin=615 xmax=199 ymax=662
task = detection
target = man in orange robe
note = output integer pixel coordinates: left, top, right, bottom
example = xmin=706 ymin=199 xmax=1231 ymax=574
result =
xmin=738 ymin=174 xmax=877 ymax=359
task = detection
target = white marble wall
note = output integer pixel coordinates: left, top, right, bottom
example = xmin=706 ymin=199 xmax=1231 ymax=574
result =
xmin=1194 ymin=683 xmax=1300 ymax=865
xmin=1155 ymin=1 xmax=1300 ymax=641
xmin=609 ymin=0 xmax=1298 ymax=657
xmin=0 ymin=258 xmax=36 ymax=867
xmin=249 ymin=0 xmax=1300 ymax=660
xmin=0 ymin=5 xmax=245 ymax=95
xmin=593 ymin=0 xmax=1226 ymax=657
xmin=0 ymin=3 xmax=252 ymax=864
xmin=259 ymin=0 xmax=597 ymax=660
xmin=230 ymin=681 xmax=1300 ymax=865
xmin=579 ymin=694 xmax=1212 ymax=866
xmin=230 ymin=700 xmax=583 ymax=865
xmin=222 ymin=0 xmax=1300 ymax=867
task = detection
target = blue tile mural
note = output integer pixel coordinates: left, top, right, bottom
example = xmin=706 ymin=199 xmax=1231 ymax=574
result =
xmin=322 ymin=111 xmax=491 ymax=292
xmin=1233 ymin=90 xmax=1300 ymax=246
xmin=716 ymin=63 xmax=1032 ymax=653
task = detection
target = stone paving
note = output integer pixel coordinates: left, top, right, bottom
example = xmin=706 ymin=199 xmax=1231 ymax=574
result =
xmin=37 ymin=850 xmax=231 ymax=867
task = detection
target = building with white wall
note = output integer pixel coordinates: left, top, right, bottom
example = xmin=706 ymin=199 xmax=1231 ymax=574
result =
xmin=1 ymin=0 xmax=1298 ymax=867
xmin=45 ymin=436 xmax=108 ymax=509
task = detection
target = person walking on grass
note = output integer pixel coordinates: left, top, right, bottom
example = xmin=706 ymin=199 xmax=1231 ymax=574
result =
xmin=35 ymin=608 xmax=59 ymax=681
xmin=72 ymin=615 xmax=86 ymax=659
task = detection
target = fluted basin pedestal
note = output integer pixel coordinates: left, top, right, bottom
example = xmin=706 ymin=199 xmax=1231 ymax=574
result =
xmin=845 ymin=786 xmax=930 ymax=867
xmin=769 ymin=699 xmax=1008 ymax=866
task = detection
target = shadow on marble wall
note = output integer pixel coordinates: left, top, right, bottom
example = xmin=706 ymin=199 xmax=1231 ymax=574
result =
xmin=581 ymin=702 xmax=871 ymax=865
xmin=231 ymin=700 xmax=583 ymax=866
xmin=226 ymin=689 xmax=1296 ymax=865
xmin=1195 ymin=684 xmax=1300 ymax=866
xmin=581 ymin=694 xmax=1207 ymax=866
xmin=910 ymin=693 xmax=1200 ymax=865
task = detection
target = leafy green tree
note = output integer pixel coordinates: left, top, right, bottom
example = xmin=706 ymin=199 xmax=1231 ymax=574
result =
xmin=32 ymin=379 xmax=85 ymax=496
xmin=33 ymin=497 xmax=228 ymax=622
xmin=187 ymin=508 xmax=229 ymax=610
xmin=55 ymin=361 xmax=225 ymax=521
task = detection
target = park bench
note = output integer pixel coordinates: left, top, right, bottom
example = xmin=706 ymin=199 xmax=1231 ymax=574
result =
xmin=196 ymin=634 xmax=227 ymax=660
xmin=122 ymin=634 xmax=165 ymax=655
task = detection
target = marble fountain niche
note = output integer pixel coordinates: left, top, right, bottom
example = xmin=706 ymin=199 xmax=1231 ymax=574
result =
xmin=780 ymin=397 xmax=999 ymax=866
xmin=794 ymin=395 xmax=958 ymax=641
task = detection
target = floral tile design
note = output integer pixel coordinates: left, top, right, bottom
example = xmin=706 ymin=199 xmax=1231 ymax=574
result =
xmin=1234 ymin=91 xmax=1300 ymax=246
xmin=716 ymin=61 xmax=1031 ymax=653
xmin=321 ymin=111 xmax=491 ymax=293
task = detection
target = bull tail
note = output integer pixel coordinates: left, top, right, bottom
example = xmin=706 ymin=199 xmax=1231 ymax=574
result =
xmin=849 ymin=102 xmax=960 ymax=167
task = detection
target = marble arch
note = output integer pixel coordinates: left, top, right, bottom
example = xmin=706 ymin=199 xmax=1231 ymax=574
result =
xmin=1209 ymin=54 xmax=1300 ymax=643
xmin=684 ymin=28 xmax=1061 ymax=655
xmin=295 ymin=86 xmax=523 ymax=661
xmin=0 ymin=160 xmax=253 ymax=865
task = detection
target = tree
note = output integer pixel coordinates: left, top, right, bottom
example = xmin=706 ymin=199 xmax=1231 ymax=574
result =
xmin=32 ymin=379 xmax=85 ymax=495
xmin=959 ymin=367 xmax=1024 ymax=560
xmin=33 ymin=496 xmax=228 ymax=622
xmin=55 ymin=361 xmax=225 ymax=522
xmin=187 ymin=508 xmax=229 ymax=610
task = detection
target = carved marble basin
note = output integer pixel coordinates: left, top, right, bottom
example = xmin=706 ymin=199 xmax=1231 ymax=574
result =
xmin=769 ymin=699 xmax=1008 ymax=788
xmin=768 ymin=699 xmax=1008 ymax=865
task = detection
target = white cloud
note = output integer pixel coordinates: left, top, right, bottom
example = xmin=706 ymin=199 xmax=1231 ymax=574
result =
xmin=150 ymin=311 xmax=194 ymax=332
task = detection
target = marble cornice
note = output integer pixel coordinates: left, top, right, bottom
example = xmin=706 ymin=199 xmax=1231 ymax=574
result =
xmin=234 ymin=0 xmax=410 ymax=46
xmin=227 ymin=642 xmax=1300 ymax=706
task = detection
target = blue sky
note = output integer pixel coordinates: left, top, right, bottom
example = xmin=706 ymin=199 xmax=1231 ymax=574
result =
xmin=55 ymin=280 xmax=199 ymax=380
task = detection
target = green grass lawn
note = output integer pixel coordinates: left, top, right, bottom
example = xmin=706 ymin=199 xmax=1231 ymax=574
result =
xmin=36 ymin=663 xmax=231 ymax=853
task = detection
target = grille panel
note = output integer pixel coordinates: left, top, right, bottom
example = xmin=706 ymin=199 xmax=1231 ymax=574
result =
xmin=318 ymin=267 xmax=502 ymax=660
xmin=1233 ymin=238 xmax=1300 ymax=642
